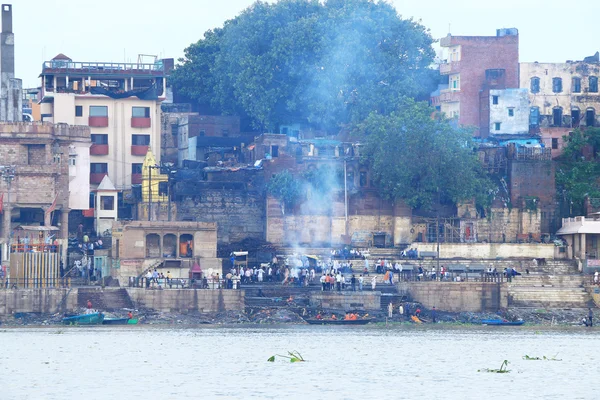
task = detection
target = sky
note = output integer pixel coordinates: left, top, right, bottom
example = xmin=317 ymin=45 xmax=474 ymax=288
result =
xmin=12 ymin=0 xmax=600 ymax=88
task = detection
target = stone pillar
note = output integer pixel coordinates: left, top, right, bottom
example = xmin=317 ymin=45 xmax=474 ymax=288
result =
xmin=60 ymin=209 xmax=69 ymax=239
xmin=581 ymin=233 xmax=587 ymax=260
xmin=43 ymin=208 xmax=52 ymax=227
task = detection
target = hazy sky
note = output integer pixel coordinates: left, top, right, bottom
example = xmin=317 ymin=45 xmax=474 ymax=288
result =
xmin=13 ymin=0 xmax=599 ymax=88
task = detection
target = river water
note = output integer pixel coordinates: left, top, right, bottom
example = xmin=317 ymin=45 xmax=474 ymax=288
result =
xmin=1 ymin=325 xmax=599 ymax=399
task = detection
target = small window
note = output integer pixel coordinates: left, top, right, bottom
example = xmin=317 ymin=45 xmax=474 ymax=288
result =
xmin=222 ymin=129 xmax=229 ymax=137
xmin=75 ymin=105 xmax=83 ymax=117
xmin=69 ymin=156 xmax=76 ymax=166
xmin=590 ymin=76 xmax=598 ymax=93
xmin=132 ymin=106 xmax=150 ymax=118
xmin=199 ymin=130 xmax=205 ymax=137
xmin=450 ymin=74 xmax=460 ymax=90
xmin=90 ymin=163 xmax=108 ymax=173
xmin=551 ymin=138 xmax=558 ymax=149
xmin=100 ymin=196 xmax=114 ymax=211
xmin=552 ymin=77 xmax=562 ymax=93
xmin=171 ymin=124 xmax=178 ymax=137
xmin=89 ymin=106 xmax=108 ymax=117
xmin=508 ymin=108 xmax=514 ymax=117
xmin=91 ymin=134 xmax=108 ymax=145
xmin=158 ymin=181 xmax=168 ymax=196
xmin=530 ymin=77 xmax=540 ymax=93
xmin=132 ymin=134 xmax=150 ymax=146
xmin=131 ymin=163 xmax=143 ymax=174
xmin=494 ymin=122 xmax=501 ymax=131
xmin=492 ymin=95 xmax=499 ymax=105
xmin=572 ymin=77 xmax=581 ymax=93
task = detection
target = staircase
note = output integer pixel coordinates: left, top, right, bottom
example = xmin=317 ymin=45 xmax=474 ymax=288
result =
xmin=507 ymin=273 xmax=592 ymax=308
xmin=77 ymin=288 xmax=135 ymax=311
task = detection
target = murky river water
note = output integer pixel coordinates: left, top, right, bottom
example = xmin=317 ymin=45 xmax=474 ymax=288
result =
xmin=1 ymin=325 xmax=599 ymax=399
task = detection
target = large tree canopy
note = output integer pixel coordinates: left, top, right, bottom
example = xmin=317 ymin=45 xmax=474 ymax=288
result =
xmin=171 ymin=0 xmax=436 ymax=132
xmin=357 ymin=100 xmax=493 ymax=210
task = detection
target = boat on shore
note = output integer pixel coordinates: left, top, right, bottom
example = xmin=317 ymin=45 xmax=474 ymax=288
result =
xmin=481 ymin=319 xmax=524 ymax=326
xmin=102 ymin=317 xmax=138 ymax=325
xmin=62 ymin=312 xmax=105 ymax=326
xmin=304 ymin=318 xmax=373 ymax=325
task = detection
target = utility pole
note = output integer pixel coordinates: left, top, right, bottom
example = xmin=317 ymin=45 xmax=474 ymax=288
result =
xmin=1 ymin=166 xmax=16 ymax=271
xmin=344 ymin=158 xmax=348 ymax=238
xmin=148 ymin=164 xmax=161 ymax=221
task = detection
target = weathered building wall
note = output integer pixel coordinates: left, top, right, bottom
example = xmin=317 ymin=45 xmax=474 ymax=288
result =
xmin=539 ymin=127 xmax=571 ymax=159
xmin=309 ymin=292 xmax=381 ymax=311
xmin=489 ymin=88 xmax=529 ymax=134
xmin=413 ymin=242 xmax=555 ymax=259
xmin=126 ymin=288 xmax=244 ymax=312
xmin=177 ymin=189 xmax=265 ymax=245
xmin=397 ymin=282 xmax=507 ymax=312
xmin=476 ymin=207 xmax=542 ymax=243
xmin=0 ymin=288 xmax=77 ymax=314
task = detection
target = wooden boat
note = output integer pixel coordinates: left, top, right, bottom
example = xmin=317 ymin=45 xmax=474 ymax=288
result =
xmin=481 ymin=319 xmax=524 ymax=326
xmin=62 ymin=312 xmax=104 ymax=326
xmin=304 ymin=318 xmax=373 ymax=325
xmin=102 ymin=317 xmax=139 ymax=325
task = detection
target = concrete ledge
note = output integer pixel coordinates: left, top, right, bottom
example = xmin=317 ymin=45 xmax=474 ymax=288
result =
xmin=310 ymin=292 xmax=381 ymax=311
xmin=0 ymin=288 xmax=77 ymax=315
xmin=126 ymin=288 xmax=245 ymax=313
xmin=414 ymin=243 xmax=556 ymax=259
xmin=398 ymin=282 xmax=507 ymax=313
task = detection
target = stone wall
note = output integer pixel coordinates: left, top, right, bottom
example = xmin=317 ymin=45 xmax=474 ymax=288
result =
xmin=126 ymin=288 xmax=244 ymax=312
xmin=398 ymin=282 xmax=507 ymax=312
xmin=177 ymin=189 xmax=265 ymax=245
xmin=414 ymin=242 xmax=555 ymax=259
xmin=0 ymin=288 xmax=77 ymax=314
xmin=309 ymin=292 xmax=381 ymax=311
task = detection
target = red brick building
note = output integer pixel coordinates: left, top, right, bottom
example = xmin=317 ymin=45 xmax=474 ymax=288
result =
xmin=438 ymin=29 xmax=519 ymax=137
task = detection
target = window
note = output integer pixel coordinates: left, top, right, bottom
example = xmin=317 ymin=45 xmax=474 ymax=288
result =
xmin=91 ymin=134 xmax=108 ymax=145
xmin=494 ymin=122 xmax=501 ymax=131
xmin=359 ymin=171 xmax=368 ymax=187
xmin=572 ymin=77 xmax=581 ymax=93
xmin=281 ymin=127 xmax=289 ymax=135
xmin=530 ymin=77 xmax=540 ymax=93
xmin=508 ymin=108 xmax=514 ymax=117
xmin=551 ymin=138 xmax=558 ymax=149
xmin=590 ymin=76 xmax=598 ymax=93
xmin=158 ymin=181 xmax=168 ymax=196
xmin=552 ymin=77 xmax=562 ymax=93
xmin=529 ymin=107 xmax=540 ymax=127
xmin=69 ymin=155 xmax=76 ymax=166
xmin=271 ymin=145 xmax=279 ymax=157
xmin=552 ymin=107 xmax=563 ymax=126
xmin=586 ymin=108 xmax=596 ymax=127
xmin=492 ymin=95 xmax=499 ymax=105
xmin=132 ymin=134 xmax=150 ymax=146
xmin=171 ymin=124 xmax=178 ymax=137
xmin=100 ymin=196 xmax=114 ymax=211
xmin=132 ymin=106 xmax=150 ymax=118
xmin=199 ymin=130 xmax=205 ymax=137
xmin=450 ymin=74 xmax=460 ymax=90
xmin=221 ymin=129 xmax=229 ymax=137
xmin=131 ymin=163 xmax=143 ymax=175
xmin=572 ymin=108 xmax=581 ymax=127
xmin=89 ymin=106 xmax=108 ymax=117
xmin=75 ymin=105 xmax=83 ymax=117
xmin=90 ymin=163 xmax=108 ymax=173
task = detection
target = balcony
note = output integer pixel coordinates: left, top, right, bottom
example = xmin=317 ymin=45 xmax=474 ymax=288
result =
xmin=131 ymin=173 xmax=142 ymax=185
xmin=131 ymin=145 xmax=149 ymax=156
xmin=439 ymin=89 xmax=461 ymax=103
xmin=131 ymin=117 xmax=151 ymax=128
xmin=90 ymin=173 xmax=108 ymax=184
xmin=439 ymin=61 xmax=461 ymax=75
xmin=90 ymin=144 xmax=109 ymax=156
xmin=89 ymin=116 xmax=109 ymax=127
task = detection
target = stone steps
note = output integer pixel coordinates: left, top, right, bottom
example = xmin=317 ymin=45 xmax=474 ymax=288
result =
xmin=508 ymin=275 xmax=584 ymax=288
xmin=77 ymin=288 xmax=134 ymax=311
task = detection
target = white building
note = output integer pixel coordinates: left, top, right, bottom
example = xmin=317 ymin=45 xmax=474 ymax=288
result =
xmin=489 ymin=88 xmax=530 ymax=135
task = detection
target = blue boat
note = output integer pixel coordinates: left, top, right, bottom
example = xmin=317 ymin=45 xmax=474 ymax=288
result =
xmin=481 ymin=319 xmax=524 ymax=326
xmin=62 ymin=312 xmax=105 ymax=326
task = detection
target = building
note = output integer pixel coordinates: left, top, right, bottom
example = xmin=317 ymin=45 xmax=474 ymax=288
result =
xmin=39 ymin=54 xmax=169 ymax=191
xmin=437 ymin=28 xmax=519 ymax=137
xmin=0 ymin=4 xmax=22 ymax=122
xmin=556 ymin=215 xmax=600 ymax=266
xmin=0 ymin=122 xmax=91 ymax=265
xmin=520 ymin=54 xmax=600 ymax=157
xmin=488 ymin=88 xmax=530 ymax=135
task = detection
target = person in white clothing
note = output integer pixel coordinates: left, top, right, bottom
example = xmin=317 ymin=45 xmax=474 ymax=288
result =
xmin=371 ymin=276 xmax=377 ymax=290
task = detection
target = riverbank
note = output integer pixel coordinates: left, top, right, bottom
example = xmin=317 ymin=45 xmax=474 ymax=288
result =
xmin=0 ymin=305 xmax=594 ymax=327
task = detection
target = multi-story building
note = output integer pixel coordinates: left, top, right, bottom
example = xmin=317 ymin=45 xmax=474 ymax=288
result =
xmin=437 ymin=28 xmax=519 ymax=137
xmin=0 ymin=4 xmax=22 ymax=122
xmin=39 ymin=54 xmax=168 ymax=191
xmin=520 ymin=54 xmax=600 ymax=157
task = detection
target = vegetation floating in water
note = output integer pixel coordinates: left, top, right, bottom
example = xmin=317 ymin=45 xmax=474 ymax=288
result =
xmin=523 ymin=354 xmax=562 ymax=361
xmin=268 ymin=351 xmax=306 ymax=363
xmin=479 ymin=360 xmax=510 ymax=373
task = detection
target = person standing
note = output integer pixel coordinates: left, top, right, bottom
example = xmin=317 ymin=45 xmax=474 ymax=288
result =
xmin=358 ymin=275 xmax=364 ymax=291
xmin=371 ymin=276 xmax=377 ymax=291
xmin=351 ymin=275 xmax=356 ymax=292
xmin=588 ymin=308 xmax=594 ymax=327
xmin=320 ymin=274 xmax=326 ymax=291
xmin=387 ymin=302 xmax=393 ymax=318
xmin=431 ymin=306 xmax=437 ymax=323
xmin=336 ymin=272 xmax=342 ymax=292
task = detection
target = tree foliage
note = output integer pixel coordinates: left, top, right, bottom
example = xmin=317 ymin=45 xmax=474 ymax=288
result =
xmin=556 ymin=128 xmax=600 ymax=215
xmin=266 ymin=170 xmax=303 ymax=210
xmin=357 ymin=100 xmax=493 ymax=210
xmin=171 ymin=0 xmax=436 ymax=131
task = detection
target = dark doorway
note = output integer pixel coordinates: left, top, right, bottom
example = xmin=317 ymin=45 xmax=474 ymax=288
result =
xmin=572 ymin=109 xmax=581 ymax=127
xmin=586 ymin=108 xmax=596 ymax=127
xmin=553 ymin=108 xmax=563 ymax=127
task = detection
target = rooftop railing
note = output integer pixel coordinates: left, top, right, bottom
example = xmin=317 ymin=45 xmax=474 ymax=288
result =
xmin=42 ymin=60 xmax=164 ymax=74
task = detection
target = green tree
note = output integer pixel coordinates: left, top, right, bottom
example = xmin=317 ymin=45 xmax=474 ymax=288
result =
xmin=357 ymin=100 xmax=493 ymax=210
xmin=556 ymin=128 xmax=600 ymax=215
xmin=171 ymin=0 xmax=436 ymax=131
xmin=266 ymin=170 xmax=303 ymax=213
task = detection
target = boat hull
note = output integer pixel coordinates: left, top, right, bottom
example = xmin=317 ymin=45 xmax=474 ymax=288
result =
xmin=481 ymin=319 xmax=524 ymax=326
xmin=304 ymin=319 xmax=372 ymax=325
xmin=102 ymin=318 xmax=130 ymax=325
xmin=62 ymin=312 xmax=105 ymax=326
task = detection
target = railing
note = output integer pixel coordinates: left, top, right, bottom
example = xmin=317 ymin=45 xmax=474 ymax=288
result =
xmin=42 ymin=61 xmax=164 ymax=73
xmin=11 ymin=243 xmax=60 ymax=253
xmin=0 ymin=277 xmax=73 ymax=289
xmin=382 ymin=269 xmax=510 ymax=283
xmin=129 ymin=277 xmax=240 ymax=290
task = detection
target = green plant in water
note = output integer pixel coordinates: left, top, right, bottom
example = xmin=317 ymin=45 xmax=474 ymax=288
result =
xmin=479 ymin=360 xmax=510 ymax=373
xmin=268 ymin=351 xmax=306 ymax=363
xmin=523 ymin=354 xmax=561 ymax=361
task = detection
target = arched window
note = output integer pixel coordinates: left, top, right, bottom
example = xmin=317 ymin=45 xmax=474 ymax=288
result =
xmin=530 ymin=77 xmax=540 ymax=93
xmin=571 ymin=107 xmax=581 ymax=127
xmin=589 ymin=76 xmax=598 ymax=93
